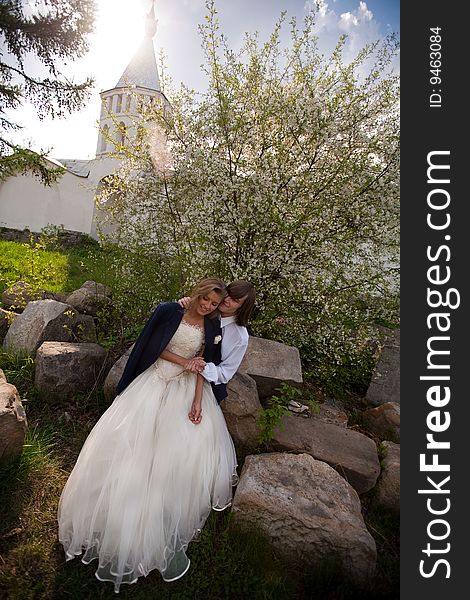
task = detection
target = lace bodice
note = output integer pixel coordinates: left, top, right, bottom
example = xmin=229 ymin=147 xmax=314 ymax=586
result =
xmin=153 ymin=320 xmax=204 ymax=381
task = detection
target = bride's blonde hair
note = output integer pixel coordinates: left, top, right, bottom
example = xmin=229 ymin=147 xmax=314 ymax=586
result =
xmin=188 ymin=278 xmax=227 ymax=316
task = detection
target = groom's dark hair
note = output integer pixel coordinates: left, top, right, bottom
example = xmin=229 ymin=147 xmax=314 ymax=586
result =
xmin=227 ymin=280 xmax=256 ymax=326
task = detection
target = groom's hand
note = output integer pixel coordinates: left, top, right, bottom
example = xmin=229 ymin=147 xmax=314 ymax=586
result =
xmin=177 ymin=296 xmax=191 ymax=309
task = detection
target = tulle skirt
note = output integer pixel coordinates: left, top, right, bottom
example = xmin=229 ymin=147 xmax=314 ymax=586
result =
xmin=57 ymin=364 xmax=238 ymax=593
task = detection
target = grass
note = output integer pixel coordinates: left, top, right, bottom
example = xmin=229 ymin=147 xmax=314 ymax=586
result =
xmin=0 ymin=238 xmax=116 ymax=298
xmin=0 ymin=239 xmax=399 ymax=599
xmin=0 ymin=424 xmax=68 ymax=600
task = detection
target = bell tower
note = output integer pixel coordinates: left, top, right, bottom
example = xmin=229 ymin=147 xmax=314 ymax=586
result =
xmin=95 ymin=1 xmax=169 ymax=157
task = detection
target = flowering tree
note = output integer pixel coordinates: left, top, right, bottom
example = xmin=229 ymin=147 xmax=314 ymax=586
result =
xmin=98 ymin=1 xmax=399 ymax=389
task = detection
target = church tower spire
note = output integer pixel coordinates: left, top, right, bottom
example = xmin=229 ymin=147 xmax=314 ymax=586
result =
xmin=95 ymin=0 xmax=168 ymax=157
xmin=115 ymin=1 xmax=161 ymax=92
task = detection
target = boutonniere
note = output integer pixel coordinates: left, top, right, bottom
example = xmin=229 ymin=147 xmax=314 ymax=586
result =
xmin=214 ymin=335 xmax=222 ymax=345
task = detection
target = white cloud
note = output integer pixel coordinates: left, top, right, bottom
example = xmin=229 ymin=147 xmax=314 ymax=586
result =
xmin=306 ymin=0 xmax=338 ymax=33
xmin=339 ymin=1 xmax=373 ymax=31
xmin=305 ymin=1 xmax=382 ymax=60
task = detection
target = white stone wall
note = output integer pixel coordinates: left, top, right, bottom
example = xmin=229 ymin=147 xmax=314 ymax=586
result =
xmin=0 ymin=156 xmax=121 ymax=238
xmin=0 ymin=170 xmax=95 ymax=234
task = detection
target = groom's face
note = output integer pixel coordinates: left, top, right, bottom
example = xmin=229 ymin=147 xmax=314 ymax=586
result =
xmin=218 ymin=295 xmax=246 ymax=317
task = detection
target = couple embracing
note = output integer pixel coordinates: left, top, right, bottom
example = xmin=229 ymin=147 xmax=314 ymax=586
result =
xmin=57 ymin=278 xmax=256 ymax=592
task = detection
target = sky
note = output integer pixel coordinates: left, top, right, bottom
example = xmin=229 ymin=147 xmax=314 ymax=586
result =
xmin=5 ymin=0 xmax=400 ymax=160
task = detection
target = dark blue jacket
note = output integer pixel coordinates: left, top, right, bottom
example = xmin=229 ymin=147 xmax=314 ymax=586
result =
xmin=116 ymin=302 xmax=228 ymax=403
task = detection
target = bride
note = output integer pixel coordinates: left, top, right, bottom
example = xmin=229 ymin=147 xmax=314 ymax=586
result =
xmin=57 ymin=278 xmax=238 ymax=593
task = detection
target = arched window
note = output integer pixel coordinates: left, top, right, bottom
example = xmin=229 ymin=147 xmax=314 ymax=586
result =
xmin=117 ymin=122 xmax=127 ymax=147
xmin=126 ymin=94 xmax=132 ymax=112
xmin=100 ymin=125 xmax=109 ymax=152
xmin=116 ymin=94 xmax=122 ymax=113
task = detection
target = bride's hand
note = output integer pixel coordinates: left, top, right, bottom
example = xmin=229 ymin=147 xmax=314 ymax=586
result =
xmin=188 ymin=400 xmax=202 ymax=424
xmin=184 ymin=357 xmax=206 ymax=373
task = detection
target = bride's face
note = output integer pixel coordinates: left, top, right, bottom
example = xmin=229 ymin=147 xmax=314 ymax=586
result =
xmin=194 ymin=291 xmax=223 ymax=316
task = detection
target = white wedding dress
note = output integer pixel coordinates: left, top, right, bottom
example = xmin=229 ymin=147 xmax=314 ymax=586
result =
xmin=58 ymin=320 xmax=238 ymax=593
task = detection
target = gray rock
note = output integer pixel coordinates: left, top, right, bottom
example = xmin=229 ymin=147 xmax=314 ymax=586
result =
xmin=1 ymin=281 xmax=72 ymax=313
xmin=66 ymin=280 xmax=112 ymax=316
xmin=314 ymin=402 xmax=348 ymax=428
xmin=35 ymin=341 xmax=107 ymax=400
xmin=366 ymin=329 xmax=400 ymax=406
xmin=268 ymin=414 xmax=380 ymax=494
xmin=103 ymin=344 xmax=134 ymax=401
xmin=73 ymin=313 xmax=98 ymax=343
xmin=372 ymin=441 xmax=400 ymax=513
xmin=1 ymin=308 xmax=17 ymax=338
xmin=232 ymin=453 xmax=376 ymax=585
xmin=3 ymin=299 xmax=96 ymax=355
xmin=2 ymin=281 xmax=40 ymax=311
xmin=238 ymin=336 xmax=303 ymax=399
xmin=363 ymin=402 xmax=400 ymax=442
xmin=81 ymin=280 xmax=112 ymax=295
xmin=0 ymin=380 xmax=27 ymax=465
xmin=42 ymin=290 xmax=70 ymax=303
xmin=220 ymin=373 xmax=263 ymax=453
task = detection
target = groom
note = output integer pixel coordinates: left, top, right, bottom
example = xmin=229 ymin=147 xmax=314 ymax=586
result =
xmin=179 ymin=280 xmax=256 ymax=403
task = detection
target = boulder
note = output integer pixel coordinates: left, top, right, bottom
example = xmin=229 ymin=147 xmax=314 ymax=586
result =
xmin=0 ymin=379 xmax=27 ymax=465
xmin=66 ymin=280 xmax=112 ymax=316
xmin=1 ymin=308 xmax=17 ymax=339
xmin=2 ymin=281 xmax=71 ymax=311
xmin=372 ymin=441 xmax=400 ymax=513
xmin=2 ymin=281 xmax=41 ymax=311
xmin=41 ymin=290 xmax=70 ymax=303
xmin=3 ymin=299 xmax=96 ymax=355
xmin=238 ymin=336 xmax=303 ymax=399
xmin=268 ymin=414 xmax=380 ymax=494
xmin=103 ymin=344 xmax=134 ymax=401
xmin=35 ymin=341 xmax=107 ymax=400
xmin=314 ymin=402 xmax=348 ymax=428
xmin=232 ymin=453 xmax=376 ymax=585
xmin=363 ymin=402 xmax=400 ymax=442
xmin=220 ymin=373 xmax=263 ymax=453
xmin=72 ymin=313 xmax=98 ymax=343
xmin=366 ymin=329 xmax=400 ymax=406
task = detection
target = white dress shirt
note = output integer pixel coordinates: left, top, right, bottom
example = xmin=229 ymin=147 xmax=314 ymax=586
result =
xmin=201 ymin=315 xmax=249 ymax=385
